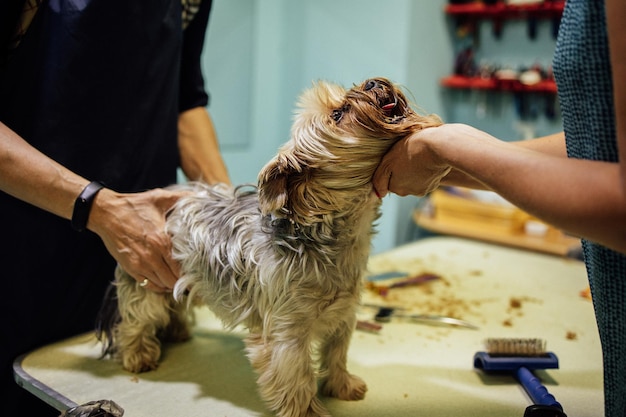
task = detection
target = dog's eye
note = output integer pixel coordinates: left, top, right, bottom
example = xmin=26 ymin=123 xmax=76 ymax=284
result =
xmin=331 ymin=105 xmax=349 ymax=122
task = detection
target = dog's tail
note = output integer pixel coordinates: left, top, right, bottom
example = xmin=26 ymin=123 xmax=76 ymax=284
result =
xmin=94 ymin=281 xmax=120 ymax=357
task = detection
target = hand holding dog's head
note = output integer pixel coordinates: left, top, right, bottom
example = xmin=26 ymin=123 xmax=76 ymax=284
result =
xmin=258 ymin=77 xmax=441 ymax=224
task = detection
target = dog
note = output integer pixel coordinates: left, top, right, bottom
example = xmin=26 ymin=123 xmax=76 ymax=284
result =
xmin=96 ymin=77 xmax=442 ymax=417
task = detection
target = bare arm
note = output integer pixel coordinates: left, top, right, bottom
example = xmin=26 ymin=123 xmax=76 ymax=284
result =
xmin=374 ymin=123 xmax=626 ymax=253
xmin=0 ymin=122 xmax=86 ymax=218
xmin=372 ymin=0 xmax=626 ymax=254
xmin=0 ymin=121 xmax=185 ymax=291
xmin=441 ymin=132 xmax=568 ymax=189
xmin=178 ymin=106 xmax=230 ymax=184
xmin=515 ymin=131 xmax=567 ymax=156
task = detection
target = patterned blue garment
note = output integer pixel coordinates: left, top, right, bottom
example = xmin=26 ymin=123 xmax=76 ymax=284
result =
xmin=553 ymin=1 xmax=626 ymax=416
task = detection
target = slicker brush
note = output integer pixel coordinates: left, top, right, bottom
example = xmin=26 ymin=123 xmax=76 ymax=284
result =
xmin=474 ymin=338 xmax=567 ymax=417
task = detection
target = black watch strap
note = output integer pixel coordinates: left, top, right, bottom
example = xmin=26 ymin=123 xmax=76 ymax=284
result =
xmin=71 ymin=181 xmax=105 ymax=232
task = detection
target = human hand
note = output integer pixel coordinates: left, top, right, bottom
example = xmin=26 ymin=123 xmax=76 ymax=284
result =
xmin=88 ymin=188 xmax=190 ymax=292
xmin=372 ymin=125 xmax=452 ymax=198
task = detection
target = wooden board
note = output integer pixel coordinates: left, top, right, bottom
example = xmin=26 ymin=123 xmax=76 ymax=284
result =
xmin=414 ymin=190 xmax=581 ymax=257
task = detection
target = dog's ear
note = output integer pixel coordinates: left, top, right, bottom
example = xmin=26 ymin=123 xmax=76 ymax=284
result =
xmin=258 ymin=154 xmax=297 ymax=217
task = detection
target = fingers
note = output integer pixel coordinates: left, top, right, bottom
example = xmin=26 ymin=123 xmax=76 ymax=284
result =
xmin=136 ymin=276 xmax=171 ymax=293
xmin=96 ymin=188 xmax=187 ymax=294
xmin=158 ymin=251 xmax=181 ymax=289
xmin=135 ymin=234 xmax=180 ymax=292
xmin=372 ymin=161 xmax=392 ymax=199
xmin=154 ymin=189 xmax=191 ymax=213
xmin=151 ymin=209 xmax=181 ymax=290
xmin=134 ymin=250 xmax=179 ymax=292
xmin=372 ymin=130 xmax=447 ymax=197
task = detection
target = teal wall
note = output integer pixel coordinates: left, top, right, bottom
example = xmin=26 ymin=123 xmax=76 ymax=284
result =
xmin=200 ymin=0 xmax=561 ymax=254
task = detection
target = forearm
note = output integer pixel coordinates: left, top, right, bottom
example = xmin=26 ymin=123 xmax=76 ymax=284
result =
xmin=430 ymin=126 xmax=626 ymax=252
xmin=0 ymin=121 xmax=89 ymax=220
xmin=178 ymin=107 xmax=230 ymax=184
xmin=514 ymin=131 xmax=566 ymax=156
xmin=441 ymin=131 xmax=567 ymax=190
xmin=2 ymin=116 xmax=204 ymax=292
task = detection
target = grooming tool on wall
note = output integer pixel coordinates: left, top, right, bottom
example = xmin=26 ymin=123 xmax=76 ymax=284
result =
xmin=474 ymin=338 xmax=567 ymax=417
xmin=373 ymin=306 xmax=479 ymax=330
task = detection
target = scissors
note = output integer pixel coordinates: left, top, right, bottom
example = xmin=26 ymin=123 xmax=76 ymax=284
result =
xmin=372 ymin=306 xmax=479 ymax=330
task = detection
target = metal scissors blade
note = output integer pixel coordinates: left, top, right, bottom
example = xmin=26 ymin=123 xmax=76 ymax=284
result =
xmin=373 ymin=306 xmax=479 ymax=330
xmin=405 ymin=314 xmax=479 ymax=330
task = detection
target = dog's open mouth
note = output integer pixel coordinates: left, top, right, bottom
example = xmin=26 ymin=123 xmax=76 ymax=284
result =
xmin=381 ymin=101 xmax=397 ymax=112
xmin=380 ymin=97 xmax=400 ymax=116
xmin=379 ymin=94 xmax=406 ymax=122
xmin=333 ymin=78 xmax=409 ymax=124
xmin=363 ymin=79 xmax=405 ymax=120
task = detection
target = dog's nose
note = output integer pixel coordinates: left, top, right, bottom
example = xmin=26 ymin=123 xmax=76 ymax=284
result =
xmin=364 ymin=80 xmax=379 ymax=91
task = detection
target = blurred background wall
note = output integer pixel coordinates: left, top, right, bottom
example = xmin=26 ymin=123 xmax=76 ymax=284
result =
xmin=198 ymin=0 xmax=562 ymax=254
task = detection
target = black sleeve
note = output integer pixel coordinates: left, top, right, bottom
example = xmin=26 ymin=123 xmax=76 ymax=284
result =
xmin=1 ymin=0 xmax=27 ymax=67
xmin=179 ymin=0 xmax=213 ymax=112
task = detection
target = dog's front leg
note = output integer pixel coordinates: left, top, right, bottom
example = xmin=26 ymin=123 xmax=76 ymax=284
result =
xmin=114 ymin=268 xmax=173 ymax=373
xmin=246 ymin=333 xmax=330 ymax=417
xmin=318 ymin=316 xmax=367 ymax=401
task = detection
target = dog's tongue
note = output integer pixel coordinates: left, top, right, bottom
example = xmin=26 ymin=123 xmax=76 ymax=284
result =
xmin=382 ymin=103 xmax=396 ymax=111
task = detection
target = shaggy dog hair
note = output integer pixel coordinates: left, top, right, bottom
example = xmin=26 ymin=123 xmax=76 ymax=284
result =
xmin=96 ymin=77 xmax=441 ymax=417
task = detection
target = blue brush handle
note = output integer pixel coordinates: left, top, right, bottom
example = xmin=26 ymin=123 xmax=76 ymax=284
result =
xmin=516 ymin=366 xmax=563 ymax=411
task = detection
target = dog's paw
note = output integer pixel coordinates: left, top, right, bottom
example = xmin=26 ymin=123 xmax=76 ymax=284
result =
xmin=273 ymin=395 xmax=330 ymax=417
xmin=320 ymin=373 xmax=367 ymax=401
xmin=302 ymin=397 xmax=331 ymax=417
xmin=122 ymin=353 xmax=160 ymax=373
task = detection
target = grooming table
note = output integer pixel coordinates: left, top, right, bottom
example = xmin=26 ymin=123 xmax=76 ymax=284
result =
xmin=14 ymin=237 xmax=603 ymax=417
